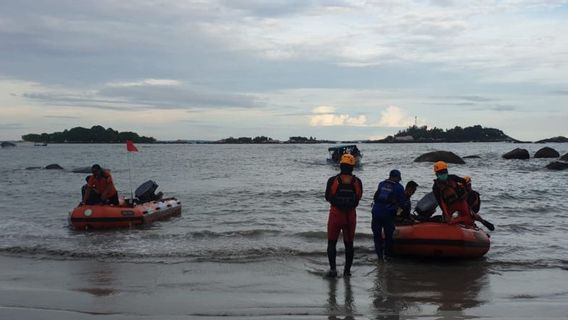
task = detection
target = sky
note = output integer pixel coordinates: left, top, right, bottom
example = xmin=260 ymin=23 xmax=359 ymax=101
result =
xmin=1 ymin=0 xmax=568 ymax=141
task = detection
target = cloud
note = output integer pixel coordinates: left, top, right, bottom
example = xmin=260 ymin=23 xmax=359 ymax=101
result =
xmin=312 ymin=105 xmax=336 ymax=114
xmin=106 ymin=79 xmax=182 ymax=88
xmin=309 ymin=106 xmax=367 ymax=126
xmin=378 ymin=106 xmax=414 ymax=127
xmin=21 ymin=80 xmax=261 ymax=111
xmin=0 ymin=123 xmax=28 ymax=130
xmin=43 ymin=115 xmax=80 ymax=119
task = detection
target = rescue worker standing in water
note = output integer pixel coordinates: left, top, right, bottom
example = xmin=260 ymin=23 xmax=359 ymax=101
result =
xmin=371 ymin=169 xmax=406 ymax=260
xmin=325 ymin=154 xmax=363 ymax=277
xmin=82 ymin=164 xmax=119 ymax=205
xmin=432 ymin=161 xmax=475 ymax=226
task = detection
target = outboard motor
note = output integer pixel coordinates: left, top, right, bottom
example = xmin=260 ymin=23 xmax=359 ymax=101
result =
xmin=135 ymin=180 xmax=162 ymax=202
xmin=415 ymin=192 xmax=438 ymax=217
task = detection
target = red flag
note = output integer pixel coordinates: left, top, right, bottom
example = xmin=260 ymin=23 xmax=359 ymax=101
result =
xmin=126 ymin=140 xmax=138 ymax=152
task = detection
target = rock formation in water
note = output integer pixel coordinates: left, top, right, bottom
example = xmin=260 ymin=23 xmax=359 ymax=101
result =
xmin=71 ymin=166 xmax=93 ymax=173
xmin=45 ymin=164 xmax=64 ymax=170
xmin=534 ymin=147 xmax=560 ymax=158
xmin=414 ymin=151 xmax=465 ymax=164
xmin=546 ymin=161 xmax=568 ymax=170
xmin=502 ymin=148 xmax=530 ymax=160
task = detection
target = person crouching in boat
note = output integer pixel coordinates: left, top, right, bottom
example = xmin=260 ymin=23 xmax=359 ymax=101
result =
xmin=372 ymin=169 xmax=406 ymax=260
xmin=81 ymin=164 xmax=119 ymax=206
xmin=395 ymin=180 xmax=419 ymax=224
xmin=432 ymin=161 xmax=474 ymax=226
xmin=325 ymin=154 xmax=363 ymax=278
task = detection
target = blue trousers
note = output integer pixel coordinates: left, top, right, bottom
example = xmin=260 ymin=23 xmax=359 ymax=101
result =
xmin=371 ymin=214 xmax=395 ymax=259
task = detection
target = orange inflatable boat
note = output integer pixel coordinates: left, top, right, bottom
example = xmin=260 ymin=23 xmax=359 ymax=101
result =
xmin=392 ymin=222 xmax=490 ymax=258
xmin=69 ymin=198 xmax=182 ymax=230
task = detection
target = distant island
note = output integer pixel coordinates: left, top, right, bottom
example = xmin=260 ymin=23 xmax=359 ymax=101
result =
xmin=18 ymin=124 xmax=566 ymax=144
xmin=216 ymin=136 xmax=334 ymax=144
xmin=372 ymin=125 xmax=520 ymax=143
xmin=535 ymin=136 xmax=568 ymax=143
xmin=22 ymin=125 xmax=156 ymax=143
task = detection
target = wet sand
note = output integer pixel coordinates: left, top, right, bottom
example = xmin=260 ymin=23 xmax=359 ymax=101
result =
xmin=1 ymin=255 xmax=568 ymax=319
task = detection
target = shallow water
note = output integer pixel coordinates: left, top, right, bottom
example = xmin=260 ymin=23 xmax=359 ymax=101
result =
xmin=1 ymin=143 xmax=567 ymax=269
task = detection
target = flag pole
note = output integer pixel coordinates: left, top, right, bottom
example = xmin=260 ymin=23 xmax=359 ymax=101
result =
xmin=128 ymin=151 xmax=134 ymax=203
xmin=125 ymin=140 xmax=139 ymax=205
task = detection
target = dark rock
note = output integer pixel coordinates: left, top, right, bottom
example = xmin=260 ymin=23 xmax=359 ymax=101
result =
xmin=26 ymin=167 xmax=42 ymax=170
xmin=1 ymin=141 xmax=16 ymax=148
xmin=534 ymin=147 xmax=560 ymax=158
xmin=414 ymin=151 xmax=465 ymax=164
xmin=546 ymin=161 xmax=568 ymax=171
xmin=71 ymin=166 xmax=92 ymax=173
xmin=463 ymin=155 xmax=481 ymax=159
xmin=560 ymin=153 xmax=568 ymax=161
xmin=502 ymin=148 xmax=530 ymax=160
xmin=45 ymin=164 xmax=64 ymax=170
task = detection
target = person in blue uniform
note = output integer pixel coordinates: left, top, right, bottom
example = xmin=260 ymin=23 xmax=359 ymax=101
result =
xmin=371 ymin=169 xmax=406 ymax=260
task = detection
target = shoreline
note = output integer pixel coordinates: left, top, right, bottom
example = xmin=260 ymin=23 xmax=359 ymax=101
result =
xmin=1 ymin=255 xmax=567 ymax=319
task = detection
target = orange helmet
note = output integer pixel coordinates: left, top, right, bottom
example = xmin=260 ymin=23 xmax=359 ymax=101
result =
xmin=463 ymin=176 xmax=471 ymax=183
xmin=340 ymin=154 xmax=356 ymax=166
xmin=433 ymin=161 xmax=448 ymax=172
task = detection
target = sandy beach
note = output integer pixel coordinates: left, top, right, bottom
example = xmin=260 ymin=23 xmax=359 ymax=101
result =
xmin=1 ymin=255 xmax=567 ymax=319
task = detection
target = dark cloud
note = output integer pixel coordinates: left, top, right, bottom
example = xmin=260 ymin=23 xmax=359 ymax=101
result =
xmin=22 ymin=83 xmax=261 ymax=111
xmin=98 ymin=84 xmax=261 ymax=109
xmin=430 ymin=0 xmax=455 ymax=7
xmin=0 ymin=123 xmax=28 ymax=130
xmin=467 ymin=105 xmax=517 ymax=112
xmin=43 ymin=115 xmax=80 ymax=119
xmin=220 ymin=0 xmax=351 ymax=17
xmin=550 ymin=89 xmax=568 ymax=95
xmin=457 ymin=96 xmax=495 ymax=102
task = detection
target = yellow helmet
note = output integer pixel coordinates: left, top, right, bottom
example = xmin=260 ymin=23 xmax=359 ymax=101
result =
xmin=340 ymin=154 xmax=356 ymax=166
xmin=463 ymin=176 xmax=472 ymax=183
xmin=433 ymin=161 xmax=448 ymax=172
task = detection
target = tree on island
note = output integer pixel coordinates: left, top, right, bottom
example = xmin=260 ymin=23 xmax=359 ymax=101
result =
xmin=376 ymin=125 xmax=518 ymax=143
xmin=217 ymin=136 xmax=278 ymax=144
xmin=22 ymin=125 xmax=156 ymax=143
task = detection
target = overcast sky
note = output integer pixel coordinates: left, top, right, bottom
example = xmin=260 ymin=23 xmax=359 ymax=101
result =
xmin=1 ymin=0 xmax=568 ymax=141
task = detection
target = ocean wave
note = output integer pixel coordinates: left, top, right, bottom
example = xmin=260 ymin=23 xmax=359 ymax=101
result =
xmin=294 ymin=231 xmax=374 ymax=241
xmin=191 ymin=229 xmax=282 ymax=239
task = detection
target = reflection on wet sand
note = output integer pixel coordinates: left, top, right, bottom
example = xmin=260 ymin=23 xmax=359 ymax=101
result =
xmin=73 ymin=261 xmax=119 ymax=297
xmin=327 ymin=277 xmax=357 ymax=320
xmin=370 ymin=260 xmax=490 ymax=319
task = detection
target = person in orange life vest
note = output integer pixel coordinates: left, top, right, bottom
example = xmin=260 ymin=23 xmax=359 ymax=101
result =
xmin=82 ymin=164 xmax=119 ymax=205
xmin=324 ymin=154 xmax=363 ymax=278
xmin=432 ymin=161 xmax=474 ymax=226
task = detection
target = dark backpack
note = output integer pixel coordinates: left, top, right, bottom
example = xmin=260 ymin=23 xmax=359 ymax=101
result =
xmin=331 ymin=175 xmax=358 ymax=210
xmin=467 ymin=190 xmax=481 ymax=213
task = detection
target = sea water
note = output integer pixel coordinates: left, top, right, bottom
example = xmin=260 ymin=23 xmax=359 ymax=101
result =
xmin=0 ymin=143 xmax=567 ymax=269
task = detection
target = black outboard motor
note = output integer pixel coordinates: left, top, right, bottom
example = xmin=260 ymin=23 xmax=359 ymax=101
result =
xmin=135 ymin=180 xmax=163 ymax=202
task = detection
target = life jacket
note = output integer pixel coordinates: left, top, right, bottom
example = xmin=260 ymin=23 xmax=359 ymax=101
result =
xmin=376 ymin=180 xmax=398 ymax=206
xmin=330 ymin=175 xmax=358 ymax=210
xmin=434 ymin=178 xmax=465 ymax=205
xmin=87 ymin=170 xmax=117 ymax=197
